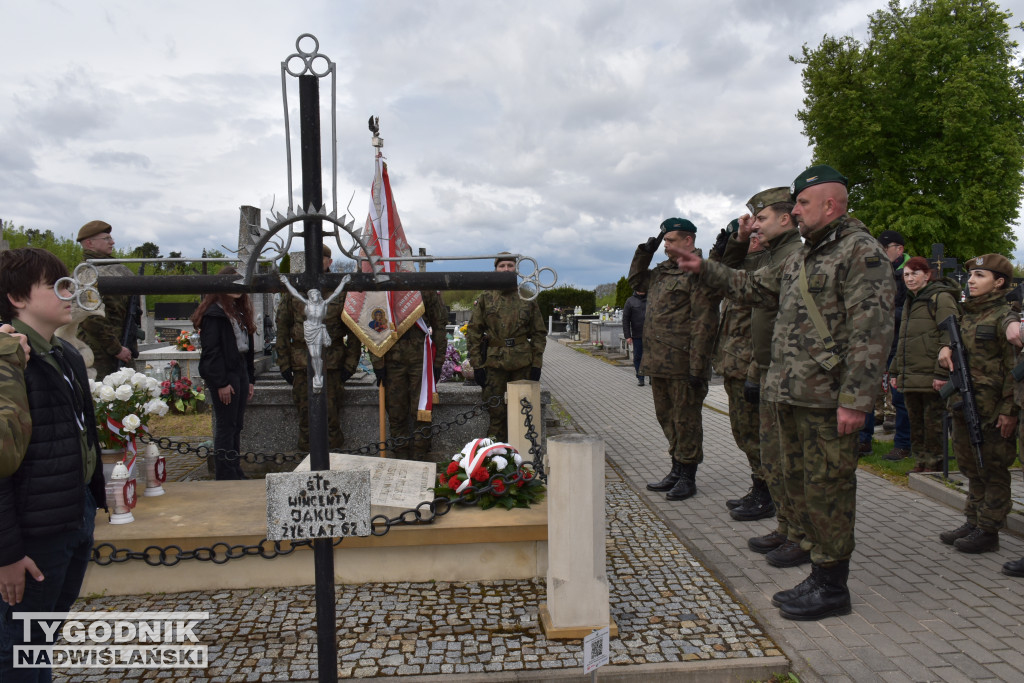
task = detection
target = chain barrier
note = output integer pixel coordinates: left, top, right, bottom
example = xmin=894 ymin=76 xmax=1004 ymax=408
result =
xmin=94 ymin=394 xmax=547 ymax=565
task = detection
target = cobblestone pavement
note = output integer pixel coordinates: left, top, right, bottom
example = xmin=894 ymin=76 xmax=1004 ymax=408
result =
xmin=60 ymin=438 xmax=783 ymax=680
xmin=546 ymin=338 xmax=1024 ymax=683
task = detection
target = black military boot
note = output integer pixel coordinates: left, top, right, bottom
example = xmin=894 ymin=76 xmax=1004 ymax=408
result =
xmin=748 ymin=530 xmax=787 ymax=554
xmin=766 ymin=540 xmax=811 ymax=568
xmin=771 ymin=564 xmax=821 ymax=607
xmin=779 ymin=561 xmax=852 ymax=621
xmin=1002 ymin=558 xmax=1024 ymax=577
xmin=666 ymin=464 xmax=697 ymax=501
xmin=730 ymin=479 xmax=776 ymax=521
xmin=939 ymin=521 xmax=976 ymax=546
xmin=953 ymin=527 xmax=999 ymax=554
xmin=726 ymin=475 xmax=758 ymax=511
xmin=646 ymin=461 xmax=683 ymax=492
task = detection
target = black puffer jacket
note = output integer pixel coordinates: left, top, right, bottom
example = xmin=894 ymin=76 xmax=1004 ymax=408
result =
xmin=198 ymin=303 xmax=255 ymax=390
xmin=622 ymin=293 xmax=647 ymax=339
xmin=0 ymin=340 xmax=107 ymax=566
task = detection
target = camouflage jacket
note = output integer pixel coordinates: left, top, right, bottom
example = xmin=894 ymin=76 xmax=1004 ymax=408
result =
xmin=76 ymin=248 xmax=132 ymax=358
xmin=467 ymin=289 xmax=546 ymax=371
xmin=628 ymin=246 xmax=721 ymax=379
xmin=952 ymin=289 xmax=1015 ymax=421
xmin=712 ymin=249 xmax=759 ymax=381
xmin=702 ymin=215 xmax=894 ymax=411
xmin=0 ymin=334 xmax=31 ymax=479
xmin=275 ymin=293 xmax=361 ymax=373
xmin=370 ymin=291 xmax=449 ymax=370
xmin=723 ymin=228 xmax=804 ymax=382
xmin=889 ymin=279 xmax=959 ymax=392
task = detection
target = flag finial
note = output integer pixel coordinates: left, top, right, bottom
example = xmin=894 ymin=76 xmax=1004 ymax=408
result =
xmin=369 ymin=115 xmax=383 ymax=148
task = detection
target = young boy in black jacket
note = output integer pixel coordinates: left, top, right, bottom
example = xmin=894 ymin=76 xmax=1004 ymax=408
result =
xmin=0 ymin=247 xmax=107 ymax=678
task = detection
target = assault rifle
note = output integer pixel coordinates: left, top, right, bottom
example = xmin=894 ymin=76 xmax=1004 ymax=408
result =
xmin=937 ymin=314 xmax=984 ymax=470
xmin=119 ymin=264 xmax=145 ymax=366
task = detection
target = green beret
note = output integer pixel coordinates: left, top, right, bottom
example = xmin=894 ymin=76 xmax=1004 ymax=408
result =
xmin=965 ymin=254 xmax=1013 ymax=282
xmin=660 ymin=218 xmax=697 ymax=234
xmin=494 ymin=251 xmax=516 ymax=268
xmin=727 ymin=218 xmax=740 ymax=234
xmin=790 ymin=165 xmax=848 ymax=199
xmin=322 ymin=244 xmax=332 ymax=258
xmin=746 ymin=187 xmax=791 ymax=214
xmin=76 ymin=220 xmax=112 ymax=242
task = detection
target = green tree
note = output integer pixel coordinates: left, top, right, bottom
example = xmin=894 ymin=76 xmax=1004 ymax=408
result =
xmin=537 ymin=285 xmax=596 ymax=320
xmin=614 ymin=276 xmax=631 ymax=308
xmin=792 ymin=0 xmax=1024 ymax=261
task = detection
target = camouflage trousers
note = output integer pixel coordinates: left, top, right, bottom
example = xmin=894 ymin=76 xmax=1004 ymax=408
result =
xmin=723 ymin=376 xmax=760 ymax=477
xmin=651 ymin=377 xmax=708 ymax=465
xmin=904 ymin=390 xmax=945 ymax=471
xmin=481 ymin=366 xmax=533 ymax=442
xmin=292 ymin=368 xmax=346 ymax=451
xmin=775 ymin=403 xmax=858 ymax=566
xmin=761 ymin=397 xmax=801 ymax=543
xmin=953 ymin=412 xmax=1016 ymax=532
xmin=381 ymin=338 xmax=433 ymax=458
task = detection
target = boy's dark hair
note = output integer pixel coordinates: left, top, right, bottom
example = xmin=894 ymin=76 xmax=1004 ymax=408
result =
xmin=0 ymin=247 xmax=71 ymax=321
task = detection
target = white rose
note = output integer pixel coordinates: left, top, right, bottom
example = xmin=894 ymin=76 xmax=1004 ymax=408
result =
xmin=491 ymin=455 xmax=508 ymax=471
xmin=146 ymin=377 xmax=160 ymax=392
xmin=122 ymin=414 xmax=141 ymax=432
xmin=98 ymin=385 xmax=116 ymax=402
xmin=101 ymin=373 xmax=118 ymax=387
xmin=131 ymin=373 xmax=149 ymax=389
xmin=114 ymin=384 xmax=134 ymax=401
xmin=513 ymin=452 xmax=523 ymax=467
xmin=89 ymin=380 xmax=102 ymax=397
xmin=145 ymin=399 xmax=168 ymax=416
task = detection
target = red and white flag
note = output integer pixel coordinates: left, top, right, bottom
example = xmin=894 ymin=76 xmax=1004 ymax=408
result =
xmin=342 ymin=152 xmax=438 ymax=417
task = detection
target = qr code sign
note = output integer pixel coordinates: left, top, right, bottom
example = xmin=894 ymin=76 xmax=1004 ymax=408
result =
xmin=583 ymin=626 xmax=610 ymax=674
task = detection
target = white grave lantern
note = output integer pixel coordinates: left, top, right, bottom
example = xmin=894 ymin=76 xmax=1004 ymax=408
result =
xmin=107 ymin=460 xmax=137 ymax=524
xmin=143 ymin=443 xmax=167 ymax=497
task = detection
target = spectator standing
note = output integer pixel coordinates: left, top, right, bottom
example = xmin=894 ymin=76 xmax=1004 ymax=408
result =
xmin=192 ymin=266 xmax=256 ymax=480
xmin=622 ymin=288 xmax=647 ymax=386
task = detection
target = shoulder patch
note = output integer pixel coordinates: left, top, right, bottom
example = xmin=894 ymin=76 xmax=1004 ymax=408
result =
xmin=864 ymin=256 xmax=882 ymax=268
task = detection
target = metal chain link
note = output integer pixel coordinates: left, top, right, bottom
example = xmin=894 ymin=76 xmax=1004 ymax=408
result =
xmin=95 ymin=394 xmax=546 ymax=565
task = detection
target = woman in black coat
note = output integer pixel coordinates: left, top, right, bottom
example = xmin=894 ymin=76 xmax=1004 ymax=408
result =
xmin=190 ymin=267 xmax=256 ymax=480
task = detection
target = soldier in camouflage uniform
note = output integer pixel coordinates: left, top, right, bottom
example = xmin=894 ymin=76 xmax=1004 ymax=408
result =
xmin=671 ymin=166 xmax=894 ymax=621
xmin=75 ymin=220 xmax=136 ymax=381
xmin=936 ymin=254 xmax=1017 ymax=555
xmin=467 ymin=253 xmax=547 ymax=442
xmin=712 ymin=223 xmax=770 ymax=521
xmin=629 ymin=218 xmax=721 ymax=502
xmin=371 ymin=290 xmax=448 ymax=459
xmin=275 ymin=245 xmax=361 ymax=451
xmin=722 ymin=187 xmax=809 ymax=567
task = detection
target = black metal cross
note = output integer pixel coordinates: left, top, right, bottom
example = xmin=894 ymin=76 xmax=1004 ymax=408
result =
xmin=929 ymin=243 xmax=962 ymax=282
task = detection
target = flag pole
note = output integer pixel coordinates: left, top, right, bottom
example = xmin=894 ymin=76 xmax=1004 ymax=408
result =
xmin=378 ymin=384 xmax=388 ymax=457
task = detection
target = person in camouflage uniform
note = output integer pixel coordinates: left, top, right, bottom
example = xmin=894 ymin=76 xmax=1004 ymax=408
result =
xmin=936 ymin=254 xmax=1017 ymax=555
xmin=712 ymin=223 xmax=770 ymax=521
xmin=467 ymin=254 xmax=547 ymax=442
xmin=629 ymin=218 xmax=721 ymax=502
xmin=371 ymin=290 xmax=448 ymax=459
xmin=670 ymin=165 xmax=894 ymax=621
xmin=276 ymin=245 xmax=361 ymax=451
xmin=721 ymin=187 xmax=809 ymax=567
xmin=75 ymin=220 xmax=137 ymax=381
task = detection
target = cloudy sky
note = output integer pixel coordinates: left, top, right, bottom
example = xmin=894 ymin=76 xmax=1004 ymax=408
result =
xmin=3 ymin=0 xmax=1024 ymax=289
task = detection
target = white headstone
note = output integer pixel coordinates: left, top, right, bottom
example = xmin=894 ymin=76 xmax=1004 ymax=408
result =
xmin=294 ymin=453 xmax=436 ymax=521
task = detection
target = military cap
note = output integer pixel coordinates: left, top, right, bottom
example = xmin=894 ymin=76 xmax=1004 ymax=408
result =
xmin=726 ymin=218 xmax=740 ymax=234
xmin=76 ymin=220 xmax=112 ymax=242
xmin=877 ymin=230 xmax=904 ymax=248
xmin=322 ymin=244 xmax=332 ymax=258
xmin=494 ymin=251 xmax=517 ymax=268
xmin=790 ymin=165 xmax=848 ymax=199
xmin=660 ymin=218 xmax=697 ymax=234
xmin=746 ymin=187 xmax=791 ymax=214
xmin=965 ymin=254 xmax=1013 ymax=282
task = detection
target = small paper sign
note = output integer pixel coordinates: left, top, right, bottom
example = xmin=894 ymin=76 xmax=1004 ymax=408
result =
xmin=583 ymin=626 xmax=610 ymax=674
xmin=266 ymin=470 xmax=371 ymax=541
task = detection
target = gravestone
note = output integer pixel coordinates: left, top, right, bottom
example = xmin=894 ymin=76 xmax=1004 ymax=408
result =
xmin=266 ymin=469 xmax=372 ymax=541
xmin=294 ymin=452 xmax=435 ymax=521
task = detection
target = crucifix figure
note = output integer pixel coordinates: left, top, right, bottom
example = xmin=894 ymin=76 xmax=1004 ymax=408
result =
xmin=279 ymin=273 xmax=350 ymax=392
xmin=930 ymin=243 xmax=961 ymax=282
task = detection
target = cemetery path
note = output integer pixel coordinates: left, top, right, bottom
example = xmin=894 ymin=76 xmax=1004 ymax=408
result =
xmin=543 ymin=338 xmax=1024 ymax=683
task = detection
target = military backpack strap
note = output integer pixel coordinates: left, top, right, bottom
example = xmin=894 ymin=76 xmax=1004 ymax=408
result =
xmin=798 ymin=262 xmax=843 ymax=372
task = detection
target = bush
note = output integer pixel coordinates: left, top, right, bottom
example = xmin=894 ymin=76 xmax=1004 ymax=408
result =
xmin=537 ymin=286 xmax=596 ymax=320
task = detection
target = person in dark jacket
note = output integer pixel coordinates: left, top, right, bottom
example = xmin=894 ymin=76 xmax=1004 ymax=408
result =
xmin=0 ymin=247 xmax=107 ymax=679
xmin=622 ymin=289 xmax=647 ymax=386
xmin=191 ymin=266 xmax=256 ymax=480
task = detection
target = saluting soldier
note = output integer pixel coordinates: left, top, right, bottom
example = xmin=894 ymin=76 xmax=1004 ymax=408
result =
xmin=629 ymin=218 xmax=721 ymax=502
xmin=75 ymin=220 xmax=136 ymax=380
xmin=467 ymin=253 xmax=547 ymax=442
xmin=275 ymin=245 xmax=361 ymax=452
xmin=670 ymin=166 xmax=894 ymax=621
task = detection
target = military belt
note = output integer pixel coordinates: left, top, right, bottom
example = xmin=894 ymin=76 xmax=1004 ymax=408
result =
xmin=503 ymin=336 xmax=530 ymax=347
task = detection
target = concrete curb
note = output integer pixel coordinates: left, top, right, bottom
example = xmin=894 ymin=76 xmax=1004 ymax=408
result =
xmin=908 ymin=471 xmax=1024 ymax=537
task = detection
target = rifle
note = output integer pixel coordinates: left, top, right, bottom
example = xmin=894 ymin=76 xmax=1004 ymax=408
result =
xmin=937 ymin=314 xmax=984 ymax=469
xmin=119 ymin=264 xmax=145 ymax=366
